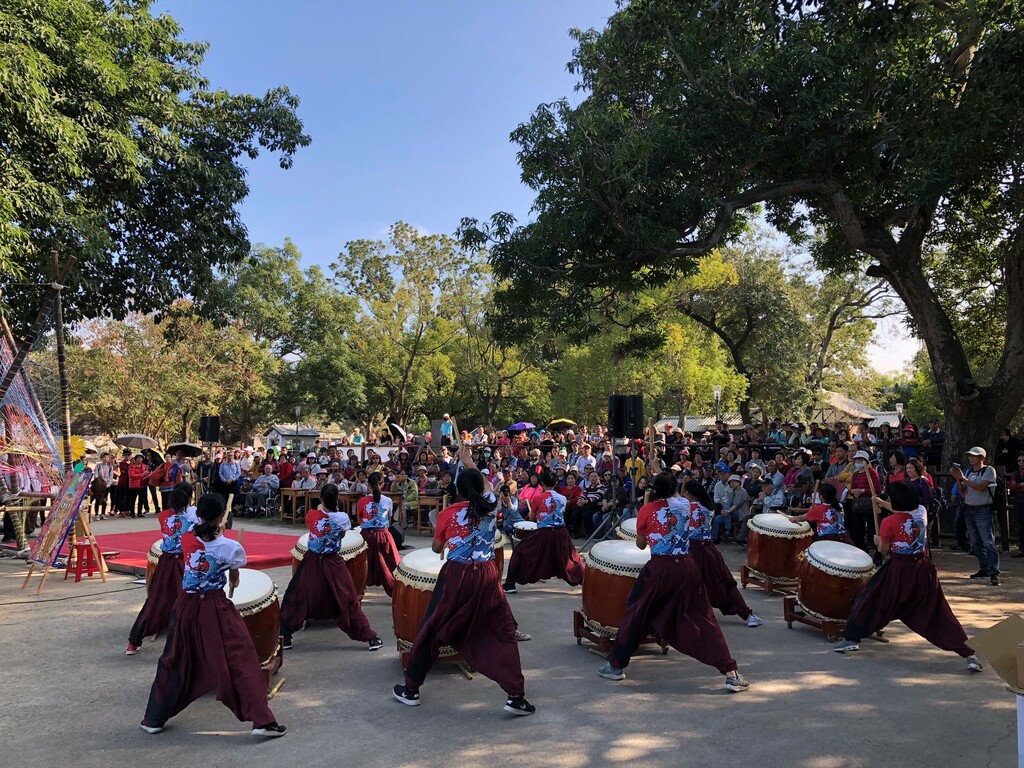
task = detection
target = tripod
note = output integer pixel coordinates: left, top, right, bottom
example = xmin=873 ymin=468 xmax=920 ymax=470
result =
xmin=580 ymin=441 xmax=640 ymax=554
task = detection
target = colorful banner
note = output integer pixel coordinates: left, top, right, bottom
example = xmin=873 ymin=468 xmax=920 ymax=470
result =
xmin=28 ymin=469 xmax=92 ymax=567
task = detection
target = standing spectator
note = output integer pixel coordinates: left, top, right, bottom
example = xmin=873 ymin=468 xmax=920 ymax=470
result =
xmin=278 ymin=454 xmax=295 ymax=489
xmin=951 ymin=447 xmax=1000 ymax=585
xmin=1009 ymin=454 xmax=1024 ymax=558
xmin=905 ymin=457 xmax=934 ymax=511
xmin=94 ymin=452 xmax=116 ymax=519
xmin=197 ymin=451 xmax=214 ymax=496
xmin=886 ymin=451 xmax=907 ymax=489
xmin=995 ymin=429 xmax=1020 ymax=474
xmin=127 ymin=453 xmax=152 ymax=518
xmin=920 ymin=419 xmax=945 ymax=468
xmin=351 ymin=428 xmax=365 ymax=445
xmin=843 ymin=451 xmax=882 ymax=553
xmin=218 ymin=450 xmax=242 ymax=514
xmin=115 ymin=448 xmax=132 ymax=516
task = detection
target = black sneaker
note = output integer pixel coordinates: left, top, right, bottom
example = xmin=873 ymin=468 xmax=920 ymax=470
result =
xmin=969 ymin=570 xmax=988 ymax=579
xmin=252 ymin=722 xmax=287 ymax=738
xmin=502 ymin=584 xmax=517 ymax=594
xmin=368 ymin=636 xmax=384 ymax=651
xmin=281 ymin=636 xmax=293 ymax=650
xmin=990 ymin=575 xmax=1001 ymax=586
xmin=393 ymin=684 xmax=421 ymax=706
xmin=503 ymin=696 xmax=536 ymax=716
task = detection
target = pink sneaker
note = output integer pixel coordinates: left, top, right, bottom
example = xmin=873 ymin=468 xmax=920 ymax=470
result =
xmin=125 ymin=643 xmax=140 ymax=656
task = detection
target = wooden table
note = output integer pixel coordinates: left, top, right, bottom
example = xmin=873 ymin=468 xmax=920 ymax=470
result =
xmin=279 ymin=488 xmax=307 ymax=524
xmin=416 ymin=495 xmax=446 ymax=535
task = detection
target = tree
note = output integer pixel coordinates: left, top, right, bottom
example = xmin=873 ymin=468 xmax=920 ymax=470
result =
xmin=333 ymin=222 xmax=484 ymax=428
xmin=0 ymin=0 xmax=310 ymax=332
xmin=464 ymin=0 xmax=1024 ymax=466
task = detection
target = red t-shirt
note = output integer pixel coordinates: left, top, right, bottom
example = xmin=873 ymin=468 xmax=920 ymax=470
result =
xmin=804 ymin=503 xmax=846 ymax=537
xmin=636 ymin=499 xmax=689 ymax=556
xmin=880 ymin=509 xmax=928 ymax=555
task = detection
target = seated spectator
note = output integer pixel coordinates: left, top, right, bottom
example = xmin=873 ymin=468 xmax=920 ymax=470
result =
xmin=574 ymin=470 xmax=605 ymax=537
xmin=591 ymin=473 xmax=627 ymax=535
xmin=350 ymin=469 xmax=369 ymax=496
xmin=245 ymin=464 xmax=280 ymax=515
xmin=392 ymin=468 xmax=420 ymax=524
xmin=711 ymin=474 xmax=749 ymax=544
xmin=498 ymin=480 xmax=524 ymax=535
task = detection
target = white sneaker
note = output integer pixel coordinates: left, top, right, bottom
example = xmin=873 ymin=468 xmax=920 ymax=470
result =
xmin=966 ymin=656 xmax=983 ymax=673
xmin=746 ymin=613 xmax=762 ymax=628
xmin=140 ymin=723 xmax=163 ymax=734
xmin=725 ymin=672 xmax=749 ymax=692
xmin=833 ymin=639 xmax=859 ymax=653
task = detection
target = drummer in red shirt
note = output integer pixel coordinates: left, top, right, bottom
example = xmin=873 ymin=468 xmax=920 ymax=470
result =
xmin=787 ymin=483 xmax=853 ymax=544
xmin=833 ymin=481 xmax=983 ymax=673
xmin=392 ymin=467 xmax=535 ymax=716
xmin=598 ymin=473 xmax=750 ymax=693
xmin=501 ymin=469 xmax=584 ymax=594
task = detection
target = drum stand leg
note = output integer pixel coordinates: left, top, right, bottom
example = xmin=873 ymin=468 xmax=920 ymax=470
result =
xmin=783 ymin=597 xmax=844 ymax=642
xmin=573 ymin=610 xmax=667 ymax=656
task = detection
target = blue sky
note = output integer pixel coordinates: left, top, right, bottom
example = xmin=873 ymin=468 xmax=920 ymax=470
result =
xmin=156 ymin=0 xmax=617 ymax=260
xmin=155 ymin=0 xmax=916 ymax=373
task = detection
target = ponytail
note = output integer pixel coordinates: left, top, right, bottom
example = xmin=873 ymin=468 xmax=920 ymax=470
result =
xmin=369 ymin=471 xmax=383 ymax=504
xmin=456 ymin=468 xmax=496 ymax=526
xmin=683 ymin=479 xmax=714 ymax=510
xmin=321 ymin=483 xmax=339 ymax=512
xmin=193 ymin=494 xmax=225 ymax=541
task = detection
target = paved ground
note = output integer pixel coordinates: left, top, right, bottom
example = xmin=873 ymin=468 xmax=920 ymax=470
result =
xmin=0 ymin=514 xmax=1019 ymax=768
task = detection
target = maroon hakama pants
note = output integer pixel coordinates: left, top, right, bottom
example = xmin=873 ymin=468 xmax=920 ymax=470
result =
xmin=503 ymin=526 xmax=584 ymax=588
xmin=280 ymin=551 xmax=375 ymax=642
xmin=843 ymin=554 xmax=973 ymax=657
xmin=609 ymin=555 xmax=737 ymax=675
xmin=361 ymin=527 xmax=399 ymax=597
xmin=129 ymin=552 xmax=184 ymax=646
xmin=405 ymin=561 xmax=525 ymax=697
xmin=142 ymin=591 xmax=276 ymax=729
xmin=688 ymin=540 xmax=752 ymax=620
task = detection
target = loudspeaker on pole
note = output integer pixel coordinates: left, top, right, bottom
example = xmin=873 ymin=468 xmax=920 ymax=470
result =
xmin=607 ymin=395 xmax=644 ymax=439
xmin=199 ymin=415 xmax=221 ymax=444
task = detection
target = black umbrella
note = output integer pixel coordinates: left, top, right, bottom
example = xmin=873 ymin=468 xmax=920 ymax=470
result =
xmin=166 ymin=442 xmax=204 ymax=458
xmin=388 ymin=422 xmax=408 ymax=443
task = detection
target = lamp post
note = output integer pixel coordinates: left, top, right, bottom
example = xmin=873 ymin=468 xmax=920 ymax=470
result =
xmin=294 ymin=405 xmax=301 ymax=453
xmin=895 ymin=402 xmax=904 ymax=428
xmin=713 ymin=385 xmax=722 ymax=424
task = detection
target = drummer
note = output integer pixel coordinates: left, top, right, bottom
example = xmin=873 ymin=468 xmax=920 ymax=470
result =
xmin=833 ymin=481 xmax=984 ymax=673
xmin=501 ymin=469 xmax=584 ymax=594
xmin=126 ymin=482 xmax=197 ymax=655
xmin=787 ymin=483 xmax=853 ymax=544
xmin=679 ymin=480 xmax=762 ymax=628
xmin=393 ymin=468 xmax=535 ymax=716
xmin=279 ymin=483 xmax=384 ymax=652
xmin=356 ymin=472 xmax=401 ymax=597
xmin=140 ymin=494 xmax=286 ymax=738
xmin=598 ymin=472 xmax=750 ymax=693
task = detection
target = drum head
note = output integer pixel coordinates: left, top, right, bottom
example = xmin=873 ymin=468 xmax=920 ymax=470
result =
xmin=514 ymin=521 xmax=538 ymax=531
xmin=340 ymin=528 xmax=364 ymax=556
xmin=494 ymin=530 xmax=506 ymax=549
xmin=619 ymin=518 xmax=637 ymax=536
xmin=807 ymin=540 xmax=874 ymax=572
xmin=224 ymin=568 xmax=274 ymax=608
xmin=397 ymin=548 xmax=445 ymax=579
xmin=150 ymin=539 xmax=163 ymax=557
xmin=749 ymin=513 xmax=812 ymax=537
xmin=296 ymin=533 xmax=309 ymax=554
xmin=587 ymin=540 xmax=651 ymax=574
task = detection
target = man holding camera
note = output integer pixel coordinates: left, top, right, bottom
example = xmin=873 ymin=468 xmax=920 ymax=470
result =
xmin=952 ymin=447 xmax=1000 ymax=586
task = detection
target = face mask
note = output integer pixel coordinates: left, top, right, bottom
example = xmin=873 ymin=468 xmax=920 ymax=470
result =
xmin=855 ymin=462 xmax=866 ymax=469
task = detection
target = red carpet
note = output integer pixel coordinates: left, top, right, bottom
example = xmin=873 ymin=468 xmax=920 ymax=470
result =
xmin=93 ymin=529 xmax=297 ymax=576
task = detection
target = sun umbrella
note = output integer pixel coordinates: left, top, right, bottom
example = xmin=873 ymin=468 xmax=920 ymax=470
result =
xmin=115 ymin=433 xmax=160 ymax=450
xmin=388 ymin=422 xmax=408 ymax=443
xmin=508 ymin=422 xmax=536 ymax=431
xmin=166 ymin=442 xmax=204 ymax=458
xmin=547 ymin=419 xmax=577 ymax=430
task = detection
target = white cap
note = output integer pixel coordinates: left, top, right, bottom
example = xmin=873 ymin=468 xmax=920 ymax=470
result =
xmin=853 ymin=450 xmax=871 ymax=460
xmin=965 ymin=446 xmax=987 ymax=458
xmin=481 ymin=468 xmax=491 ymax=475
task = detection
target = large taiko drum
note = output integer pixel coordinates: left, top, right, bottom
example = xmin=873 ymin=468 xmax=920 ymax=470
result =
xmin=615 ymin=517 xmax=638 ymax=543
xmin=291 ymin=528 xmax=369 ymax=597
xmin=797 ymin=540 xmax=875 ymax=621
xmin=224 ymin=568 xmax=281 ymax=667
xmin=392 ymin=548 xmax=460 ymax=665
xmin=746 ymin=513 xmax=814 ymax=585
xmin=145 ymin=539 xmax=163 ymax=590
xmin=513 ymin=520 xmax=538 ymax=541
xmin=580 ymin=540 xmax=651 ymax=638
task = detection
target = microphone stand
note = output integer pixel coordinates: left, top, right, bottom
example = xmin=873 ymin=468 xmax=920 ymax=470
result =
xmin=581 ymin=440 xmax=638 ymax=554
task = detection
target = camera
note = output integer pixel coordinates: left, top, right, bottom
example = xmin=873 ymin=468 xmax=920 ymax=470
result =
xmin=499 ymin=484 xmax=510 ymax=496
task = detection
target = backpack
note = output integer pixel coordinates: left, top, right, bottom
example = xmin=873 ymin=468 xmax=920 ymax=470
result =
xmin=990 ymin=474 xmax=1007 ymax=516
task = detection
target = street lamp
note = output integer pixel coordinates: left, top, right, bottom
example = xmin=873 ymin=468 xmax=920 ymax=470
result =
xmin=713 ymin=385 xmax=722 ymax=424
xmin=895 ymin=402 xmax=904 ymax=428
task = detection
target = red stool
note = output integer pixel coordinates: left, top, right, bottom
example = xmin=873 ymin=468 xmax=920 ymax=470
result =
xmin=65 ymin=542 xmax=99 ymax=582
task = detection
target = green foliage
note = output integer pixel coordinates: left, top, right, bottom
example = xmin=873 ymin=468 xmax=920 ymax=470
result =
xmin=0 ymin=0 xmax=310 ymax=332
xmin=466 ymin=0 xmax=1024 ymax=456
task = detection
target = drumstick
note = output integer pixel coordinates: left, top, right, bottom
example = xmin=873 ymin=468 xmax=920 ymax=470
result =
xmin=229 ymin=528 xmax=245 ymax=599
xmin=864 ymin=469 xmax=880 ymax=536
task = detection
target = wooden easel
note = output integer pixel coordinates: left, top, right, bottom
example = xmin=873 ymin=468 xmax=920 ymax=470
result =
xmin=22 ymin=510 xmax=106 ymax=594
